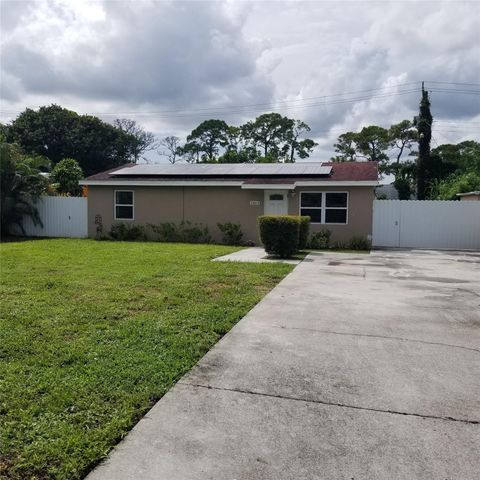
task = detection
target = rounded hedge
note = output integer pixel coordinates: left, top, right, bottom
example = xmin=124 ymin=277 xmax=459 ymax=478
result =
xmin=298 ymin=216 xmax=311 ymax=250
xmin=258 ymin=215 xmax=301 ymax=258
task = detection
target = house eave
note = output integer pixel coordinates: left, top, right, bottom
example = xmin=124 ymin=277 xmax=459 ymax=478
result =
xmin=80 ymin=179 xmax=379 ymax=188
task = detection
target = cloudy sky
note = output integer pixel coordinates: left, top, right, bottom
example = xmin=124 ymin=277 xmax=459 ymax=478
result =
xmin=1 ymin=0 xmax=479 ymax=162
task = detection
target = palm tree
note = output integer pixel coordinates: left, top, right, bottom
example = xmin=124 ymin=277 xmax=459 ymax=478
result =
xmin=0 ymin=143 xmax=49 ymax=237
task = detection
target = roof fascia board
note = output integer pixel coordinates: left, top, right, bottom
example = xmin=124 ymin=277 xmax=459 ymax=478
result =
xmin=294 ymin=180 xmax=378 ymax=186
xmin=80 ymin=180 xmax=244 ymax=187
xmin=81 ymin=180 xmax=378 ymax=187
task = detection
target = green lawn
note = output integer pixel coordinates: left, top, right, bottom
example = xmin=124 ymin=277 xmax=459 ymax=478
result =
xmin=0 ymin=239 xmax=292 ymax=480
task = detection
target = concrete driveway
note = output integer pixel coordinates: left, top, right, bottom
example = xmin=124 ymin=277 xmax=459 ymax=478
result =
xmin=88 ymin=250 xmax=480 ymax=480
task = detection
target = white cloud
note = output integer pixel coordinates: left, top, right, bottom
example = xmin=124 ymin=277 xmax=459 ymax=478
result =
xmin=1 ymin=0 xmax=479 ymax=162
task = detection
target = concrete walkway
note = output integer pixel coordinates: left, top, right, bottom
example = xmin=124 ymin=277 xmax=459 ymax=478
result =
xmin=88 ymin=250 xmax=480 ymax=480
xmin=213 ymin=246 xmax=303 ymax=264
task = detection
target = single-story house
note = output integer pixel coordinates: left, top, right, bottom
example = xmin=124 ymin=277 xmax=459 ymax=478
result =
xmin=457 ymin=191 xmax=480 ymax=201
xmin=80 ymin=162 xmax=378 ymax=244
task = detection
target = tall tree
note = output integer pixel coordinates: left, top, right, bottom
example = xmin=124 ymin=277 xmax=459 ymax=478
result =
xmin=415 ymin=84 xmax=433 ymax=199
xmin=386 ymin=120 xmax=418 ymax=199
xmin=158 ymin=136 xmax=181 ymax=164
xmin=7 ymin=105 xmax=133 ymax=175
xmin=332 ymin=127 xmax=389 ymax=166
xmin=186 ymin=119 xmax=229 ymax=162
xmin=355 ymin=126 xmax=390 ymax=164
xmin=242 ymin=113 xmax=294 ymax=160
xmin=332 ymin=132 xmax=358 ymax=162
xmin=114 ymin=118 xmax=158 ymax=163
xmin=389 ymin=120 xmax=417 ymax=164
xmin=284 ymin=120 xmax=317 ymax=162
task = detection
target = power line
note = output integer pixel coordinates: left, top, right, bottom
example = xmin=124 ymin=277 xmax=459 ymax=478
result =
xmin=424 ymin=80 xmax=480 ymax=87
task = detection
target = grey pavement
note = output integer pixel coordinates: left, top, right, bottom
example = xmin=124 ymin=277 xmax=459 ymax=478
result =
xmin=213 ymin=246 xmax=302 ymax=264
xmin=87 ymin=249 xmax=480 ymax=480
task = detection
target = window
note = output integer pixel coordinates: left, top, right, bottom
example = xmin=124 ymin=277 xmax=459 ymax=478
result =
xmin=300 ymin=192 xmax=348 ymax=224
xmin=269 ymin=194 xmax=284 ymax=201
xmin=114 ymin=190 xmax=134 ymax=220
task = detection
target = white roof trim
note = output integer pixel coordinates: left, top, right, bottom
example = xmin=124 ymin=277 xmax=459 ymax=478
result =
xmin=241 ymin=184 xmax=296 ymax=190
xmin=80 ymin=179 xmax=378 ymax=187
xmin=80 ymin=180 xmax=244 ymax=187
xmin=294 ymin=180 xmax=378 ymax=187
xmin=243 ymin=181 xmax=378 ymax=188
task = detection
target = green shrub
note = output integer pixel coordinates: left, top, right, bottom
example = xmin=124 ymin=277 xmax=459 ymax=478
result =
xmin=181 ymin=221 xmax=211 ymax=244
xmin=217 ymin=222 xmax=243 ymax=245
xmin=258 ymin=215 xmax=300 ymax=258
xmin=307 ymin=229 xmax=331 ymax=249
xmin=148 ymin=222 xmax=179 ymax=242
xmin=348 ymin=235 xmax=371 ymax=250
xmin=148 ymin=221 xmax=211 ymax=244
xmin=298 ymin=216 xmax=310 ymax=250
xmin=109 ymin=223 xmax=146 ymax=241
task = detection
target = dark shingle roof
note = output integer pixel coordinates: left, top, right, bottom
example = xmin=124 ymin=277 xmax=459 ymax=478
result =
xmin=84 ymin=161 xmax=378 ymax=182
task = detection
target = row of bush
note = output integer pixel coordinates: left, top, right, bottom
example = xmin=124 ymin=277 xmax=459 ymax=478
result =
xmin=107 ymin=221 xmax=245 ymax=245
xmin=258 ymin=215 xmax=371 ymax=257
xmin=105 ymin=216 xmax=371 ymax=256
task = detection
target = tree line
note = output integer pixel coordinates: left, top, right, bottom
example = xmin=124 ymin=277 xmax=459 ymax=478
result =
xmin=330 ymin=88 xmax=479 ymax=200
xmin=1 ymin=106 xmax=318 ymax=177
xmin=2 ymin=96 xmax=478 ymax=203
xmin=160 ymin=114 xmax=317 ymax=164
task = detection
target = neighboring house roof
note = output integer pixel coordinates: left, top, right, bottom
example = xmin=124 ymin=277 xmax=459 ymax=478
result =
xmin=81 ymin=162 xmax=378 ymax=187
xmin=456 ymin=191 xmax=480 ymax=197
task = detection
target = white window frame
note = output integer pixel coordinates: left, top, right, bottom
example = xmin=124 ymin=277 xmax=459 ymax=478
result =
xmin=299 ymin=191 xmax=349 ymax=225
xmin=114 ymin=190 xmax=134 ymax=221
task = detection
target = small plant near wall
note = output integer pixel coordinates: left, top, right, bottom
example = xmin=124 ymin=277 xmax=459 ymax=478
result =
xmin=258 ymin=215 xmax=301 ymax=258
xmin=348 ymin=235 xmax=371 ymax=251
xmin=148 ymin=221 xmax=211 ymax=244
xmin=298 ymin=216 xmax=311 ymax=250
xmin=307 ymin=229 xmax=331 ymax=249
xmin=109 ymin=223 xmax=146 ymax=241
xmin=217 ymin=222 xmax=243 ymax=245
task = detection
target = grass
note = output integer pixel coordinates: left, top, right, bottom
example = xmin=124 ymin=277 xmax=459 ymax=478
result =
xmin=0 ymin=239 xmax=292 ymax=480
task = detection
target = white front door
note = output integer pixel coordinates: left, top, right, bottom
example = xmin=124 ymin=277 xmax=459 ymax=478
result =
xmin=264 ymin=190 xmax=289 ymax=215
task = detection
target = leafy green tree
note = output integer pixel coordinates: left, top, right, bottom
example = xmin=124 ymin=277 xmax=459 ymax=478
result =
xmin=0 ymin=143 xmax=49 ymax=236
xmin=429 ymin=171 xmax=480 ymax=200
xmin=332 ymin=132 xmax=358 ymax=162
xmin=389 ymin=120 xmax=417 ymax=163
xmin=241 ymin=113 xmax=295 ymax=160
xmin=332 ymin=127 xmax=389 ymax=165
xmin=0 ymin=122 xmax=8 ymax=142
xmin=7 ymin=105 xmax=134 ymax=175
xmin=179 ymin=141 xmax=202 ymax=163
xmin=415 ymin=85 xmax=433 ymax=200
xmin=385 ymin=120 xmax=418 ymax=198
xmin=355 ymin=126 xmax=390 ymax=164
xmin=284 ymin=120 xmax=317 ymax=162
xmin=50 ymin=158 xmax=83 ymax=196
xmin=186 ymin=119 xmax=229 ymax=162
xmin=430 ymin=141 xmax=480 ymax=180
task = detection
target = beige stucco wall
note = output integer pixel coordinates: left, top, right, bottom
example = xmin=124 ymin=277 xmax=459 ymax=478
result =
xmin=87 ymin=185 xmax=374 ymax=244
xmin=289 ymin=186 xmax=374 ymax=243
xmin=87 ymin=186 xmax=264 ymax=243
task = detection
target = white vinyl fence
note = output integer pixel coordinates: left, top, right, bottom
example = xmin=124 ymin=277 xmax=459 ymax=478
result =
xmin=20 ymin=196 xmax=88 ymax=238
xmin=373 ymin=200 xmax=480 ymax=250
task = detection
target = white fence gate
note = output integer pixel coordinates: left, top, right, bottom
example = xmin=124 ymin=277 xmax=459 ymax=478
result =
xmin=20 ymin=196 xmax=88 ymax=238
xmin=373 ymin=200 xmax=480 ymax=250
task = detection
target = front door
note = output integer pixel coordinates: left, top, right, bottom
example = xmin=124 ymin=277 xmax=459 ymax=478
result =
xmin=264 ymin=190 xmax=289 ymax=215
